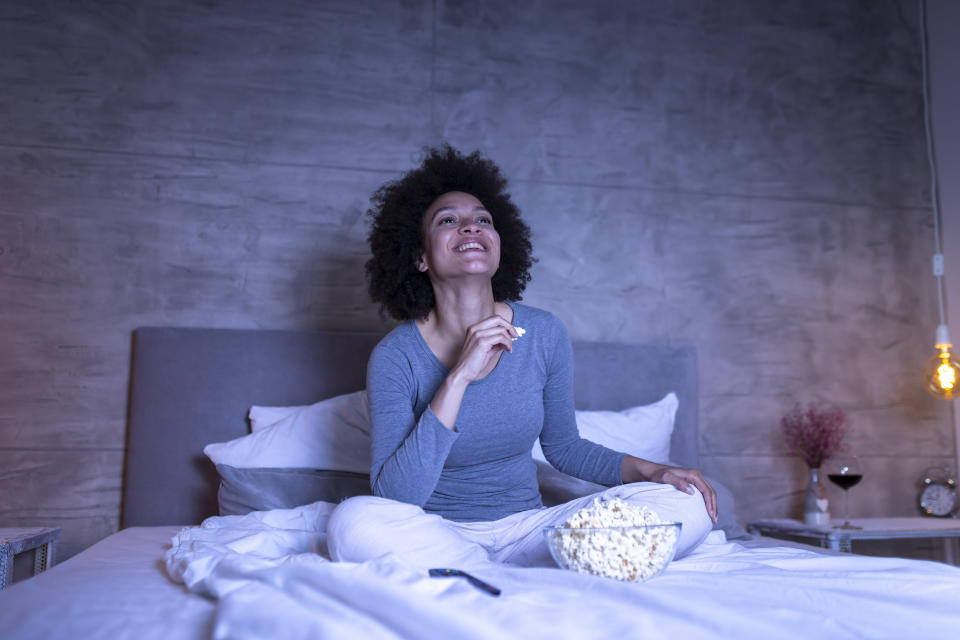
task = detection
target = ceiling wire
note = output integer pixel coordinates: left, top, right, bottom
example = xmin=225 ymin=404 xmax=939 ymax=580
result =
xmin=920 ymin=0 xmax=947 ymax=326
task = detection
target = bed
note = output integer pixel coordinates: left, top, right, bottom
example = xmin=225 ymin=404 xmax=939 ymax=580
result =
xmin=1 ymin=327 xmax=958 ymax=639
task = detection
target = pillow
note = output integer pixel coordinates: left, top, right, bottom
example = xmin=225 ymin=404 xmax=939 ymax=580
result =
xmin=204 ymin=390 xmax=371 ymax=473
xmin=248 ymin=404 xmax=305 ymax=432
xmin=216 ymin=465 xmax=371 ymax=516
xmin=532 ymin=392 xmax=677 ymax=465
xmin=212 ymin=390 xmax=689 ymax=522
xmin=536 ymin=460 xmax=606 ymax=507
xmin=238 ymin=391 xmax=675 ymax=473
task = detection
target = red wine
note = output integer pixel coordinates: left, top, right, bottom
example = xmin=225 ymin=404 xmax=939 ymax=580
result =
xmin=828 ymin=473 xmax=862 ymax=490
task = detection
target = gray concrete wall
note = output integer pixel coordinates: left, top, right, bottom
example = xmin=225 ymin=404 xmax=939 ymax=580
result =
xmin=1 ymin=0 xmax=953 ymax=559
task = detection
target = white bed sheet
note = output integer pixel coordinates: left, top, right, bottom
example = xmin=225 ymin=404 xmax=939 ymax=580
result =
xmin=4 ymin=506 xmax=959 ymax=640
xmin=0 ymin=526 xmax=214 ymax=640
xmin=165 ymin=501 xmax=960 ymax=640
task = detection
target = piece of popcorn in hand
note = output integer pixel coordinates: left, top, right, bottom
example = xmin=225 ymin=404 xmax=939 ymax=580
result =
xmin=512 ymin=326 xmax=526 ymax=341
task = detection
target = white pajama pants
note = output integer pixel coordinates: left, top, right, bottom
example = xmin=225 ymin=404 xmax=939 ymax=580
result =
xmin=327 ymin=482 xmax=713 ymax=570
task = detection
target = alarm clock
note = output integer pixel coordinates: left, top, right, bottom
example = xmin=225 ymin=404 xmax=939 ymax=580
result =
xmin=918 ymin=468 xmax=958 ymax=518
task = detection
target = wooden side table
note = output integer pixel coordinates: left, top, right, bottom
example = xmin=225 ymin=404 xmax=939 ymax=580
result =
xmin=747 ymin=517 xmax=960 ymax=562
xmin=0 ymin=527 xmax=61 ymax=589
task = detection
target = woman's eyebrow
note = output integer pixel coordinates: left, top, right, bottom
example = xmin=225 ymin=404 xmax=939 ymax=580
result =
xmin=429 ymin=205 xmax=489 ymax=219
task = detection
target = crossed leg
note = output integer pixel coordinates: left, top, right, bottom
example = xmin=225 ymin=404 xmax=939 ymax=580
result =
xmin=326 ymin=483 xmax=713 ymax=570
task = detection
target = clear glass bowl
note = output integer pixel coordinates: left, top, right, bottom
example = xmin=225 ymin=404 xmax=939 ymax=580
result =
xmin=542 ymin=522 xmax=682 ymax=582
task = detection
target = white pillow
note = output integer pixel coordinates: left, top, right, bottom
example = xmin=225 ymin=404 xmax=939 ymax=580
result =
xmin=219 ymin=390 xmax=676 ymax=475
xmin=205 ymin=390 xmax=370 ymax=473
xmin=532 ymin=392 xmax=677 ymax=466
xmin=248 ymin=404 xmax=305 ymax=432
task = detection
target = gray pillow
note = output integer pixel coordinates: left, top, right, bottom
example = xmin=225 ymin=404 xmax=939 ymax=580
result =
xmin=216 ymin=464 xmax=371 ymax=516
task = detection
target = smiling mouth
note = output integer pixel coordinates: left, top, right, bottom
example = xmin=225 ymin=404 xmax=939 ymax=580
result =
xmin=455 ymin=241 xmax=485 ymax=252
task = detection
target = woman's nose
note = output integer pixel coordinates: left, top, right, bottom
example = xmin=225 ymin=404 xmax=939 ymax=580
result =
xmin=459 ymin=221 xmax=479 ymax=233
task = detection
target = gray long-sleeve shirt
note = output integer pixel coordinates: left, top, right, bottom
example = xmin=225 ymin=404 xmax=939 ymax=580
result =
xmin=366 ymin=302 xmax=626 ymax=522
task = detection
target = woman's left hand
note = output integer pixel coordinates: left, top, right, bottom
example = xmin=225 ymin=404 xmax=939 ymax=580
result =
xmin=622 ymin=457 xmax=718 ymax=523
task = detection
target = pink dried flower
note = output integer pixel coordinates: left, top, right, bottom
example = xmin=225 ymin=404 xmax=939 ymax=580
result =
xmin=780 ymin=402 xmax=849 ymax=469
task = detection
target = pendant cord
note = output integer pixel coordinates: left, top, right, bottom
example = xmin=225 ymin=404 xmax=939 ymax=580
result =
xmin=920 ymin=0 xmax=948 ymax=327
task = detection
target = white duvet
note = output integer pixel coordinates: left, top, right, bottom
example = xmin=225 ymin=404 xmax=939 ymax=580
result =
xmin=166 ymin=502 xmax=960 ymax=640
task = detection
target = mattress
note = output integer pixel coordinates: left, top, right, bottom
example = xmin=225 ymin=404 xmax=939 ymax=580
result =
xmin=161 ymin=500 xmax=960 ymax=639
xmin=0 ymin=527 xmax=214 ymax=640
xmin=3 ymin=504 xmax=959 ymax=639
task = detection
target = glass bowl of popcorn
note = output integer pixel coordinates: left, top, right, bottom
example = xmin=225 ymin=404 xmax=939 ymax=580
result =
xmin=542 ymin=498 xmax=681 ymax=582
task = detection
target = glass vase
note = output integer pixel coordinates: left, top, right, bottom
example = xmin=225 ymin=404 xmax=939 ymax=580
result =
xmin=803 ymin=467 xmax=830 ymax=526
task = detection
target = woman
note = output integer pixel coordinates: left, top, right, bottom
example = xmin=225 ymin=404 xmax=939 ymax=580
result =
xmin=327 ymin=145 xmax=716 ymax=569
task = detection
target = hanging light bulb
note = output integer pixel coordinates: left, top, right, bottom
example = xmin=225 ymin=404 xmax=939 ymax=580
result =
xmin=923 ymin=324 xmax=960 ymax=399
xmin=919 ymin=3 xmax=956 ymax=401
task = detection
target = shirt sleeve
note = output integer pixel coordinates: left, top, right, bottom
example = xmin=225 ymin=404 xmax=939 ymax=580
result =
xmin=366 ymin=343 xmax=459 ymax=506
xmin=537 ymin=317 xmax=626 ymax=486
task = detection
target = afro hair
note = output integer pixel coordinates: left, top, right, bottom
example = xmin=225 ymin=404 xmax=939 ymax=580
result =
xmin=365 ymin=144 xmax=534 ymax=320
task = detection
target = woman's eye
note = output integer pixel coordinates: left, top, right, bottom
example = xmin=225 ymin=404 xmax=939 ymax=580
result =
xmin=478 ymin=216 xmax=492 ymax=225
xmin=439 ymin=216 xmax=456 ymax=225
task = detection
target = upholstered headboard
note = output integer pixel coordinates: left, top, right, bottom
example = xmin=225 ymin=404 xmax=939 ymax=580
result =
xmin=121 ymin=327 xmax=698 ymax=527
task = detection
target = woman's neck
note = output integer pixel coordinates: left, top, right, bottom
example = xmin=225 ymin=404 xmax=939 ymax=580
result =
xmin=419 ymin=282 xmax=511 ymax=342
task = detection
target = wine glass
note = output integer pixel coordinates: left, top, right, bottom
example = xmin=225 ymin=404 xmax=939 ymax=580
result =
xmin=826 ymin=454 xmax=863 ymax=529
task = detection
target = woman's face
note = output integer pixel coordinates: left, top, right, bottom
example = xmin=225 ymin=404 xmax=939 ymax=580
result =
xmin=418 ymin=191 xmax=501 ymax=281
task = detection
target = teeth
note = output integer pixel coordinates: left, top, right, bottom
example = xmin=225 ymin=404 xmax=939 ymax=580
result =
xmin=457 ymin=242 xmax=483 ymax=252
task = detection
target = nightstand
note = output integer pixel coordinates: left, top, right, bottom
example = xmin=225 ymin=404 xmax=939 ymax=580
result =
xmin=0 ymin=527 xmax=61 ymax=589
xmin=747 ymin=517 xmax=960 ymax=562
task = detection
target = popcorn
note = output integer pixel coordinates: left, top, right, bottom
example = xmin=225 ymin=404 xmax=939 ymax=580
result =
xmin=547 ymin=497 xmax=679 ymax=582
xmin=511 ymin=326 xmax=526 ymax=341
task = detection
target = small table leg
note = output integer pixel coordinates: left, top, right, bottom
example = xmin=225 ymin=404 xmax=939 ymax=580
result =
xmin=0 ymin=546 xmax=11 ymax=590
xmin=827 ymin=536 xmax=852 ymax=553
xmin=33 ymin=541 xmax=54 ymax=574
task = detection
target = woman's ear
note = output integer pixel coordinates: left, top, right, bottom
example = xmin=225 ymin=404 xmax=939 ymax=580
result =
xmin=417 ymin=255 xmax=429 ymax=272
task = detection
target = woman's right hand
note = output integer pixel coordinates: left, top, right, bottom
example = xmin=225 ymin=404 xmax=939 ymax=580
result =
xmin=430 ymin=315 xmax=518 ymax=430
xmin=449 ymin=315 xmax=519 ymax=384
